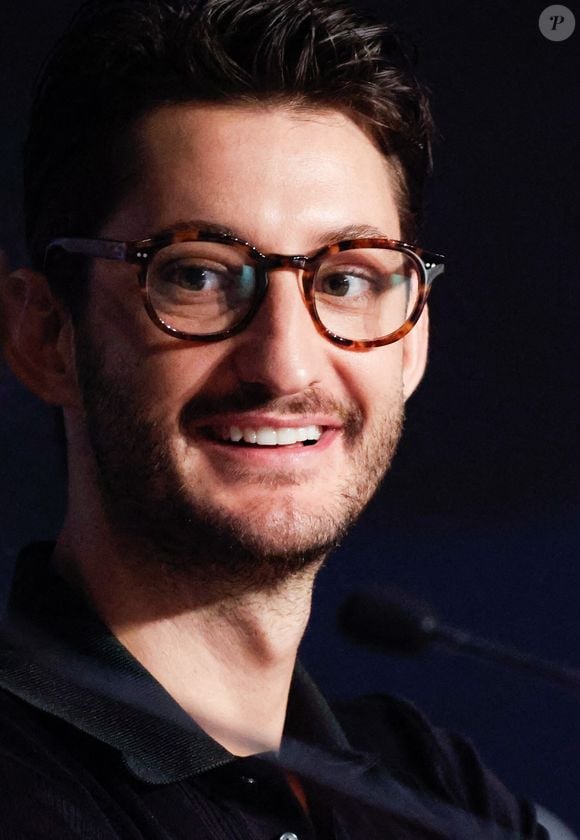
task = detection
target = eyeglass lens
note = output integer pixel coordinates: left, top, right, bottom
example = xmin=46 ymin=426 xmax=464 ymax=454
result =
xmin=146 ymin=240 xmax=421 ymax=341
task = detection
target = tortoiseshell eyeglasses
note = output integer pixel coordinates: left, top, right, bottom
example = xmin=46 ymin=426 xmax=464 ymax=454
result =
xmin=45 ymin=228 xmax=444 ymax=351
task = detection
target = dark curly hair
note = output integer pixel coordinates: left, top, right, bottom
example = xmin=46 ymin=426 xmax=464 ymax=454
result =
xmin=24 ymin=0 xmax=434 ymax=309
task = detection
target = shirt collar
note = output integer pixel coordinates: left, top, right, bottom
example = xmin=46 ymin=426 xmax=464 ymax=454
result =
xmin=0 ymin=542 xmax=353 ymax=785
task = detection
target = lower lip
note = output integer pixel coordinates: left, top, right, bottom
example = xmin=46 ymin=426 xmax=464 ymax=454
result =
xmin=195 ymin=428 xmax=341 ymax=464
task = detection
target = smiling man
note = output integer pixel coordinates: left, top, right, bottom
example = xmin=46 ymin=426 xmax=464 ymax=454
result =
xmin=0 ymin=0 xmax=546 ymax=837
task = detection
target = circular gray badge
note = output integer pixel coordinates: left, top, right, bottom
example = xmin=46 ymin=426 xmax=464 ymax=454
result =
xmin=539 ymin=5 xmax=576 ymax=40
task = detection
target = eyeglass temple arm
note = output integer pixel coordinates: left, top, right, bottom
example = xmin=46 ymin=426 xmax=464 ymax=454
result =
xmin=48 ymin=238 xmax=129 ymax=262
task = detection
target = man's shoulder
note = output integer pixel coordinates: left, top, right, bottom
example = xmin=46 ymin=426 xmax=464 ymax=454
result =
xmin=0 ymin=686 xmax=90 ymax=794
xmin=332 ymin=692 xmax=541 ymax=834
xmin=0 ymin=685 xmax=60 ymax=764
xmin=0 ymin=687 xmax=123 ymax=839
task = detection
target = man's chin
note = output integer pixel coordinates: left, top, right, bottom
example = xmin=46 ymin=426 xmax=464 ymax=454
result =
xmin=126 ymin=495 xmax=346 ymax=589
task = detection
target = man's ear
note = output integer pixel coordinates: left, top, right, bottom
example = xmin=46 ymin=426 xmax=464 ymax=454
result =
xmin=1 ymin=266 xmax=80 ymax=407
xmin=401 ymin=306 xmax=429 ymax=400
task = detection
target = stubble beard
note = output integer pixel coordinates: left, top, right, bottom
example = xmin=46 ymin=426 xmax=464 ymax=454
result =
xmin=74 ymin=331 xmax=404 ymax=592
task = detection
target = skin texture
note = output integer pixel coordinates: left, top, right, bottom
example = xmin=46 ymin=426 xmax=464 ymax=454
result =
xmin=2 ymin=104 xmax=428 ymax=755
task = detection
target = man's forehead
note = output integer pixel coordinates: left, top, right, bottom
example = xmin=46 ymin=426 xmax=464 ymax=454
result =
xmin=133 ymin=102 xmax=395 ymax=183
xmin=104 ymin=103 xmax=402 ymax=247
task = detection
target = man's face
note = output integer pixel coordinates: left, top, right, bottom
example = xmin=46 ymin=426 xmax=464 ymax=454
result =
xmin=73 ymin=104 xmax=425 ymax=585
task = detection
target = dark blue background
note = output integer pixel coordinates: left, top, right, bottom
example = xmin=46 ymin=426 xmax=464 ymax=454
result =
xmin=1 ymin=0 xmax=579 ymax=828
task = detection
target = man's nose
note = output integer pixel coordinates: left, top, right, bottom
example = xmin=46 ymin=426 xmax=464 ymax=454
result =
xmin=230 ymin=268 xmax=325 ymax=395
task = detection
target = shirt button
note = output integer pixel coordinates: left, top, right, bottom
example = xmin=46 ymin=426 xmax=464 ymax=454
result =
xmin=279 ymin=834 xmax=299 ymax=840
xmin=240 ymin=775 xmax=256 ymax=785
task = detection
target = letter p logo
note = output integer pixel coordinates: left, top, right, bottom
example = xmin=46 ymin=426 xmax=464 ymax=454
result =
xmin=539 ymin=5 xmax=576 ymax=40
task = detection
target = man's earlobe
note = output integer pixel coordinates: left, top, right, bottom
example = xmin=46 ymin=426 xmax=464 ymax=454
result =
xmin=402 ymin=306 xmax=429 ymax=400
xmin=0 ymin=267 xmax=79 ymax=407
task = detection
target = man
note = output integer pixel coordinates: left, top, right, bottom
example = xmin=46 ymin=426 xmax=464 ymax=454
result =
xmin=0 ymin=0 xmax=546 ymax=836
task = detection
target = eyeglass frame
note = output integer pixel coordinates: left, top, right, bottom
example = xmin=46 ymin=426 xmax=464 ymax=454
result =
xmin=44 ymin=227 xmax=445 ymax=352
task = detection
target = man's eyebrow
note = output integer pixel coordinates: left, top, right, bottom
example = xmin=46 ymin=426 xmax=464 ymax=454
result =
xmin=151 ymin=220 xmax=238 ymax=240
xmin=149 ymin=220 xmax=394 ymax=248
xmin=311 ymin=224 xmax=394 ymax=247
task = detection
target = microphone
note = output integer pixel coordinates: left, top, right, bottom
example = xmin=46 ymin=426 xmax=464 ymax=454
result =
xmin=338 ymin=588 xmax=580 ymax=697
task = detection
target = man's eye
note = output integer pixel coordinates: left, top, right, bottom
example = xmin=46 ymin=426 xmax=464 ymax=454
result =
xmin=319 ymin=272 xmax=371 ymax=297
xmin=165 ymin=265 xmax=226 ymax=291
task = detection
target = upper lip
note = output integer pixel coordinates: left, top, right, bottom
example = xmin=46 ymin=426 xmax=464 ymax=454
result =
xmin=191 ymin=414 xmax=343 ymax=430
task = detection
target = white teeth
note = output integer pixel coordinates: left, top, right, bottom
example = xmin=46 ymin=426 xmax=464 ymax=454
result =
xmin=216 ymin=425 xmax=323 ymax=445
xmin=256 ymin=428 xmax=277 ymax=446
xmin=242 ymin=428 xmax=258 ymax=444
xmin=276 ymin=428 xmax=298 ymax=445
xmin=306 ymin=425 xmax=322 ymax=441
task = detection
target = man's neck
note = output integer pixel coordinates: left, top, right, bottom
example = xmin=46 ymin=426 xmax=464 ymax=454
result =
xmin=54 ymin=525 xmax=318 ymax=756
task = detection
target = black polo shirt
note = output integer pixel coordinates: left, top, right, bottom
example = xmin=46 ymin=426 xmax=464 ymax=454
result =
xmin=0 ymin=543 xmax=545 ymax=839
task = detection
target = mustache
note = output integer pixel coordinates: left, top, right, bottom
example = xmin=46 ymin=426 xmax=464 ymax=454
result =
xmin=180 ymin=383 xmax=364 ymax=439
